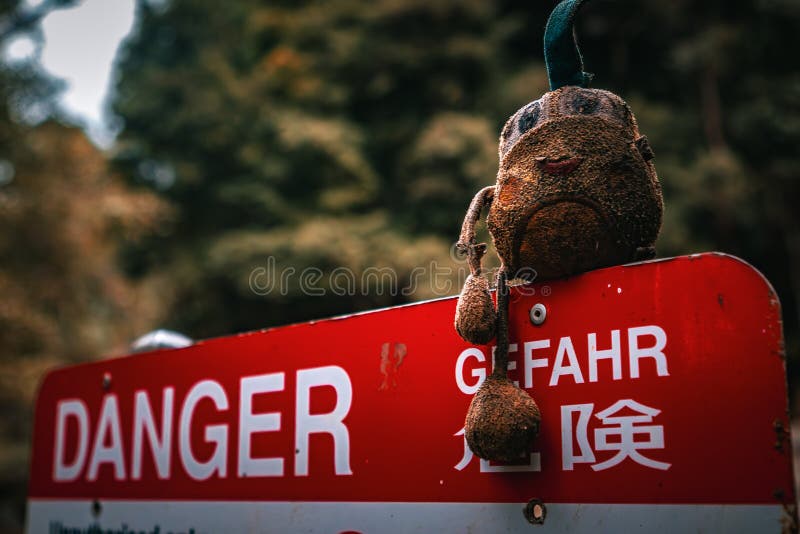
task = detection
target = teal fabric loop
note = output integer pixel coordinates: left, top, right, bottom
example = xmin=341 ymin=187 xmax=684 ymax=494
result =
xmin=544 ymin=0 xmax=594 ymax=90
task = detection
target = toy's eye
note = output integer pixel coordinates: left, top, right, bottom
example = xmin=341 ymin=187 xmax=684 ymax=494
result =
xmin=517 ymin=102 xmax=541 ymax=135
xmin=570 ymin=91 xmax=599 ymax=114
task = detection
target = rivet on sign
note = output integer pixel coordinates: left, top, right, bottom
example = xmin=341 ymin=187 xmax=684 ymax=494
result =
xmin=529 ymin=303 xmax=547 ymax=325
xmin=524 ymin=498 xmax=546 ymax=525
xmin=102 ymin=372 xmax=112 ymax=390
xmin=91 ymin=499 xmax=102 ymax=518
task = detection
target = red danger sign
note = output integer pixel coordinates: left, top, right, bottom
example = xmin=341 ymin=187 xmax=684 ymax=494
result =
xmin=27 ymin=254 xmax=796 ymax=533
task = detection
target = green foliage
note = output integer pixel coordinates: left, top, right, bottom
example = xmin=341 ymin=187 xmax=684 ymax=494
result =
xmin=111 ymin=0 xmax=520 ymax=334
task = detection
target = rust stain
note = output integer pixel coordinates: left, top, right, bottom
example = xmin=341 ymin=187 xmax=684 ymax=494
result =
xmin=379 ymin=342 xmax=406 ymax=391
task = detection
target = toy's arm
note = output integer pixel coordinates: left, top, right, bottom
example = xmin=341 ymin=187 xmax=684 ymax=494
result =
xmin=456 ymin=185 xmax=495 ymax=273
xmin=454 ymin=186 xmax=497 ymax=345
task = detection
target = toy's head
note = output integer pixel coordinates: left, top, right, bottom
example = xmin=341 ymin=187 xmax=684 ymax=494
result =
xmin=486 ymin=0 xmax=662 ymax=280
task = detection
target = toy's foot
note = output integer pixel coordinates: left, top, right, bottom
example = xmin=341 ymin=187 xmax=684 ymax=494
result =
xmin=455 ymin=274 xmax=496 ymax=345
xmin=465 ymin=374 xmax=540 ymax=462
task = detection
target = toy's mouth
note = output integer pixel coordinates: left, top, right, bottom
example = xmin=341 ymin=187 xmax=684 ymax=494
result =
xmin=535 ymin=156 xmax=583 ymax=176
xmin=512 ymin=195 xmax=626 ymax=280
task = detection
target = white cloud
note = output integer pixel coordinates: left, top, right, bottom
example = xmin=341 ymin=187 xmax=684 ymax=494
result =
xmin=40 ymin=0 xmax=135 ymax=146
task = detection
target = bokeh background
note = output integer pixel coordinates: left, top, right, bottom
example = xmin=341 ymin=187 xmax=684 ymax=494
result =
xmin=1 ymin=0 xmax=799 ymax=530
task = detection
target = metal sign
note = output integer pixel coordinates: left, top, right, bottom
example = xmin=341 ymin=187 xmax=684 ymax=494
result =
xmin=27 ymin=253 xmax=796 ymax=533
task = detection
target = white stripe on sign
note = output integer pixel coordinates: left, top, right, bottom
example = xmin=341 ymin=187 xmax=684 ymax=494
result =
xmin=27 ymin=500 xmax=787 ymax=533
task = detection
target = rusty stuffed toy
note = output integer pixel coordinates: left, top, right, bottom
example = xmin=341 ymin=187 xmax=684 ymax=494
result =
xmin=454 ymin=0 xmax=663 ymax=461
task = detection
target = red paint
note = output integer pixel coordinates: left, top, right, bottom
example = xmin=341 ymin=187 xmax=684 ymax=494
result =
xmin=28 ymin=254 xmax=794 ymax=505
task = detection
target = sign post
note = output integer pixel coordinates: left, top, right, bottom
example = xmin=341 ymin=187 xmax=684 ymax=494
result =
xmin=27 ymin=253 xmax=797 ymax=533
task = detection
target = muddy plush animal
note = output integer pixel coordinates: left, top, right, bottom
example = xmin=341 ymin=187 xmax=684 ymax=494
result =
xmin=454 ymin=0 xmax=663 ymax=461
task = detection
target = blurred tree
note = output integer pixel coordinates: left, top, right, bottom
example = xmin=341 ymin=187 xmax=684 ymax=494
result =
xmin=0 ymin=121 xmax=169 ymax=364
xmin=111 ymin=0 xmax=522 ymax=335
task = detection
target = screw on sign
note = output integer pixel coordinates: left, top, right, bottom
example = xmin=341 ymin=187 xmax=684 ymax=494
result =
xmin=524 ymin=499 xmax=547 ymax=525
xmin=529 ymin=303 xmax=547 ymax=326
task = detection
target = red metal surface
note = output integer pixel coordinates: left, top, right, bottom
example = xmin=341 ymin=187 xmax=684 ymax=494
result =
xmin=28 ymin=253 xmax=793 ymax=506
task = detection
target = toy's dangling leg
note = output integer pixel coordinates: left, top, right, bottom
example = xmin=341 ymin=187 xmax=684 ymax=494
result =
xmin=493 ymin=267 xmax=510 ymax=376
xmin=454 ymin=186 xmax=496 ymax=345
xmin=464 ymin=265 xmax=541 ymax=462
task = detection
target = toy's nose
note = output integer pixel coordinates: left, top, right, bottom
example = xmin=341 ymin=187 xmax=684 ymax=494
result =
xmin=535 ymin=156 xmax=583 ymax=175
